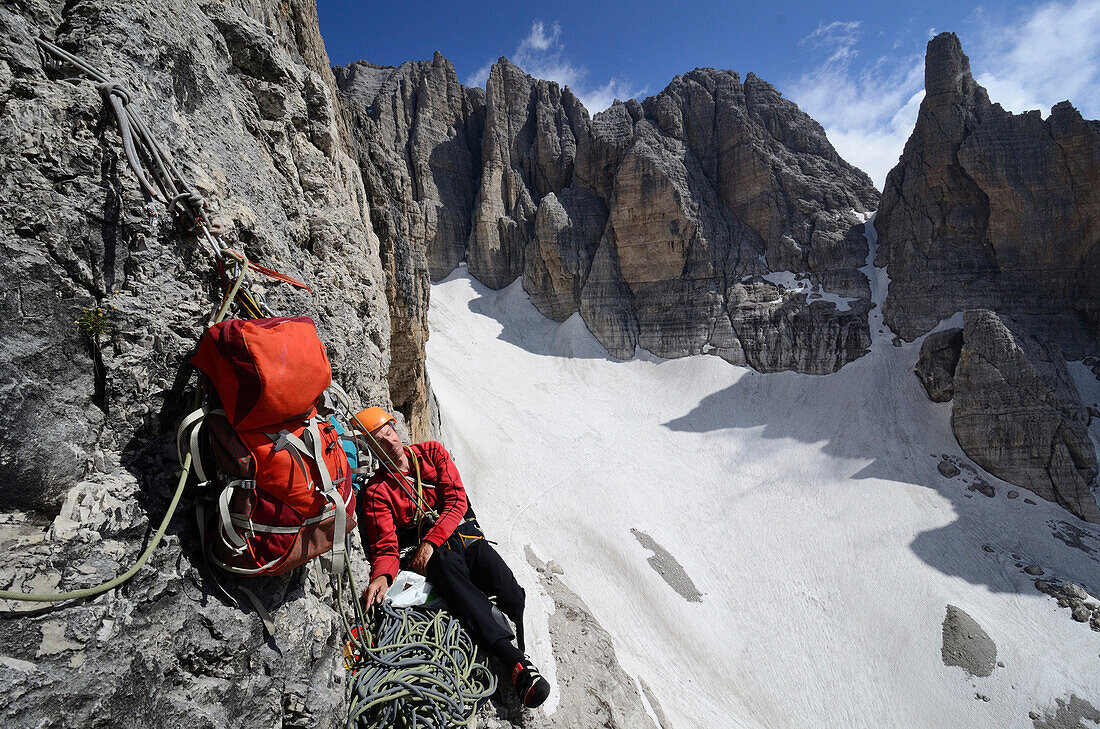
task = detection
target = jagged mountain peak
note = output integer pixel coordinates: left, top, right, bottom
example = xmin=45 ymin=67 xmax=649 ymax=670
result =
xmin=877 ymin=31 xmax=1098 ymax=356
xmin=924 ymin=31 xmax=988 ymax=101
xmin=337 ymin=45 xmax=879 ymax=376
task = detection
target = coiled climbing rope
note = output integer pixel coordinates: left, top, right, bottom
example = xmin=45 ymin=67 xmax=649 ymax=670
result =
xmin=346 ymin=602 xmax=497 ymax=728
xmin=333 ymin=559 xmax=496 ymax=729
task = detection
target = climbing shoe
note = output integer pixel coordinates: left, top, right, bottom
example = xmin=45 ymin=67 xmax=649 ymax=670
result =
xmin=511 ymin=658 xmax=550 ymax=708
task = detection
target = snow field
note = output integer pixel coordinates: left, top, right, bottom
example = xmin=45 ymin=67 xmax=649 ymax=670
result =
xmin=425 ymin=259 xmax=1100 ymax=728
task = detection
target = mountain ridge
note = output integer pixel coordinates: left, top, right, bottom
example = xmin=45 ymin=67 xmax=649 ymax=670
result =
xmin=335 ymin=51 xmax=881 ymax=377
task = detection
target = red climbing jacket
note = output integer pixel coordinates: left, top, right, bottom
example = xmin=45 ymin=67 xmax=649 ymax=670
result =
xmin=360 ymin=441 xmax=468 ymax=583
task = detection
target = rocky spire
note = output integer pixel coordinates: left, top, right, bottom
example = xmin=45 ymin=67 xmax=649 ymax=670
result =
xmin=894 ymin=33 xmax=1100 ymax=522
xmin=876 ymin=32 xmax=1099 ymax=358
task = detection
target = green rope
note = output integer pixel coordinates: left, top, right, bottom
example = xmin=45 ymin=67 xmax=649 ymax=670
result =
xmin=343 ymin=600 xmax=497 ymax=728
xmin=0 ymin=453 xmax=191 ymax=603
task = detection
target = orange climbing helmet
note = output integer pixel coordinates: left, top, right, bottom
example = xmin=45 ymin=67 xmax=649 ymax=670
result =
xmin=354 ymin=407 xmax=396 ymax=435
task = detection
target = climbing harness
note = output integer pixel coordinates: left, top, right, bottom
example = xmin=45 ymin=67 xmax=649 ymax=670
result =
xmin=3 ymin=35 xmax=499 ymax=729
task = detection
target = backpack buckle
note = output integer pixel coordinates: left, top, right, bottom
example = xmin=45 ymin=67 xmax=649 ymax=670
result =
xmin=239 ymin=479 xmax=256 ymax=490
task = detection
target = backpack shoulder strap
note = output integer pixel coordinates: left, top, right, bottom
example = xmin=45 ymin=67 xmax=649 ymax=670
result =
xmin=177 ymin=406 xmax=210 ymax=485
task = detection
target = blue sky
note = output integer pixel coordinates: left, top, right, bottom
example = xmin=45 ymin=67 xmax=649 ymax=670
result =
xmin=317 ymin=0 xmax=1100 ymax=189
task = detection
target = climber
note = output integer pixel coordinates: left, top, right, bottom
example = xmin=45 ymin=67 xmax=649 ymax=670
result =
xmin=354 ymin=408 xmax=552 ymax=709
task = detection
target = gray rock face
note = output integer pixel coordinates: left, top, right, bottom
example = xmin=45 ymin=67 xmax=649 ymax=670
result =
xmin=915 ymin=328 xmax=963 ymax=402
xmin=727 ymin=278 xmax=872 ymax=374
xmin=337 ymin=57 xmax=881 ymax=374
xmin=876 ymin=33 xmax=1100 ymax=358
xmin=0 ymin=0 xmax=397 ymax=726
xmin=952 ymin=311 xmax=1100 ymax=522
xmin=525 ymin=189 xmax=606 ymax=321
xmin=941 ymin=604 xmax=997 ymax=677
xmin=566 ymin=68 xmax=879 ymax=371
xmin=1 ymin=0 xmax=392 ymax=513
xmin=334 ymin=53 xmax=482 ymax=282
xmin=469 ymin=59 xmax=591 ymax=291
xmin=334 ymin=53 xmax=483 ymax=437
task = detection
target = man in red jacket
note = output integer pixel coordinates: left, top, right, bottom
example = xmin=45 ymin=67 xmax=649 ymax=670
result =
xmin=355 ymin=407 xmax=551 ymax=709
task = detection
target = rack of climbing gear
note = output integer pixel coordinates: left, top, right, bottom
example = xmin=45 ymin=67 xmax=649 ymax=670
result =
xmin=3 ymin=34 xmax=499 ymax=729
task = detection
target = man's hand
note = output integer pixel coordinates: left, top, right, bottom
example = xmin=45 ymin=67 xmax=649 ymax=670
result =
xmin=362 ymin=575 xmax=389 ymax=608
xmin=409 ymin=541 xmax=434 ymax=575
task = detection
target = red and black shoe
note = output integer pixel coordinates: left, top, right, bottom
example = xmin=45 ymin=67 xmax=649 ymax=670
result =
xmin=511 ymin=658 xmax=551 ymax=708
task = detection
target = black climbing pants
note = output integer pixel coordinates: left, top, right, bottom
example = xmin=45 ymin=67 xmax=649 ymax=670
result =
xmin=425 ymin=521 xmax=526 ymax=659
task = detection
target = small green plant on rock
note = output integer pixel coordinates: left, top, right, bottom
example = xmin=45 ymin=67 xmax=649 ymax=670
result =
xmin=75 ymin=306 xmax=115 ymax=340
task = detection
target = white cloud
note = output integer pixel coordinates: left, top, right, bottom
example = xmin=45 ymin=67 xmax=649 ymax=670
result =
xmin=970 ymin=0 xmax=1100 ymax=117
xmin=802 ymin=20 xmax=862 ymax=64
xmin=466 ymin=60 xmax=494 ymax=89
xmin=786 ymin=0 xmax=1100 ymax=193
xmin=465 ymin=20 xmax=644 ymax=114
xmin=518 ymin=20 xmax=560 ymax=53
xmin=787 ymin=22 xmax=925 ymax=190
xmin=577 ymin=78 xmax=642 ymax=116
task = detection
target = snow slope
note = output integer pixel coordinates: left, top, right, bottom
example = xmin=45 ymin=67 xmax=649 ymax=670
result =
xmin=425 ymin=224 xmax=1100 ymax=728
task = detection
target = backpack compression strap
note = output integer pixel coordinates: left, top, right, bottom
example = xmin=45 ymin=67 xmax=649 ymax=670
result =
xmin=268 ymin=417 xmax=349 ymax=574
xmin=302 ymin=418 xmax=347 ymax=574
xmin=177 ymin=406 xmax=212 ymax=485
xmin=211 ymin=417 xmax=349 ymax=574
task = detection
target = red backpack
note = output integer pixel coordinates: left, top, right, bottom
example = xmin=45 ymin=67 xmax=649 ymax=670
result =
xmin=179 ymin=316 xmax=356 ymax=576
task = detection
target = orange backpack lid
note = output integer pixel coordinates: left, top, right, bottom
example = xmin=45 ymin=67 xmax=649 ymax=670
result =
xmin=192 ymin=316 xmax=331 ymax=430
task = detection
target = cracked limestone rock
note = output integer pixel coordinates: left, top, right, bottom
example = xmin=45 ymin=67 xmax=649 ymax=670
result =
xmin=951 ymin=310 xmax=1100 ymax=522
xmin=875 ymin=32 xmax=1100 ymax=359
xmin=0 ymin=0 xmax=397 ymax=726
xmin=336 ymin=56 xmax=880 ymax=375
xmin=332 ymin=53 xmax=482 ymax=438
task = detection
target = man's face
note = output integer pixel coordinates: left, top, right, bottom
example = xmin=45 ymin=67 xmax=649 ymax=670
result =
xmin=371 ymin=422 xmax=403 ymax=461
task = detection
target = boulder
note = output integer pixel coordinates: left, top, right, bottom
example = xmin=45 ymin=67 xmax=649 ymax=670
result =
xmin=915 ymin=328 xmax=963 ymax=402
xmin=951 ymin=310 xmax=1100 ymax=522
